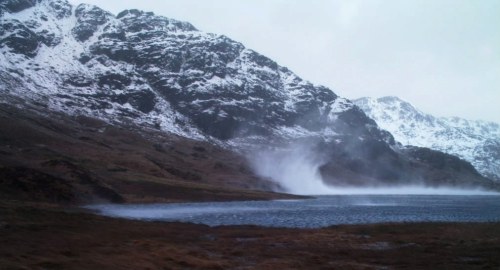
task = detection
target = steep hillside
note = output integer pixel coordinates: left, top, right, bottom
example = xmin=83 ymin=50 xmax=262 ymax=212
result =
xmin=1 ymin=0 xmax=379 ymax=142
xmin=0 ymin=101 xmax=298 ymax=203
xmin=1 ymin=0 xmax=497 ymax=196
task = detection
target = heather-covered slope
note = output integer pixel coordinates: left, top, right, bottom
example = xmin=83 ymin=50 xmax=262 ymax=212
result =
xmin=0 ymin=101 xmax=298 ymax=203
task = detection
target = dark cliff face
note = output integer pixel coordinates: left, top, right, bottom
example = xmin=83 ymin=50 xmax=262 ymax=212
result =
xmin=0 ymin=0 xmax=72 ymax=56
xmin=0 ymin=20 xmax=41 ymax=57
xmin=0 ymin=0 xmax=497 ymax=191
xmin=72 ymin=4 xmax=113 ymax=42
xmin=1 ymin=0 xmax=385 ymax=143
xmin=1 ymin=0 xmax=37 ymax=14
xmin=83 ymin=9 xmax=366 ymax=140
xmin=0 ymin=0 xmax=71 ymax=17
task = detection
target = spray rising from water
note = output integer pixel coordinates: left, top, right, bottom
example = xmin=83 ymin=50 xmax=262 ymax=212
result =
xmin=249 ymin=143 xmax=499 ymax=196
xmin=250 ymin=143 xmax=333 ymax=194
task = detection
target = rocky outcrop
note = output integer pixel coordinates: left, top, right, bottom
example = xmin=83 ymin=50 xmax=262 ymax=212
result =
xmin=0 ymin=0 xmax=37 ymax=14
xmin=72 ymin=4 xmax=112 ymax=42
xmin=0 ymin=20 xmax=41 ymax=57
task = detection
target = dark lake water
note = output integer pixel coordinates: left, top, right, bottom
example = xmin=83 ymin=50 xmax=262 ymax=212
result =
xmin=87 ymin=195 xmax=500 ymax=228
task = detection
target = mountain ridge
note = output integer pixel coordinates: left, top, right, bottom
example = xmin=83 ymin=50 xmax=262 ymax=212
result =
xmin=1 ymin=0 xmax=497 ymax=198
xmin=1 ymin=0 xmax=382 ymax=142
xmin=355 ymin=96 xmax=500 ymax=181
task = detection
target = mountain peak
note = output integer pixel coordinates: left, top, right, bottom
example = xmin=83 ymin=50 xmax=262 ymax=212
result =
xmin=377 ymin=96 xmax=406 ymax=103
xmin=0 ymin=0 xmax=366 ymax=141
xmin=355 ymin=96 xmax=427 ymax=123
xmin=355 ymin=96 xmax=500 ymax=181
xmin=115 ymin=8 xmax=197 ymax=32
xmin=2 ymin=1 xmax=496 ymax=190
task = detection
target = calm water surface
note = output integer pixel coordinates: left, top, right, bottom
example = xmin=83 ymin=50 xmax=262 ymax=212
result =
xmin=87 ymin=195 xmax=500 ymax=228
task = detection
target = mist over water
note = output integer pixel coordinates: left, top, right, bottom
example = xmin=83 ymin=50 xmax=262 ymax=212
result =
xmin=88 ymin=195 xmax=500 ymax=228
xmin=249 ymin=143 xmax=498 ymax=196
xmin=250 ymin=144 xmax=334 ymax=194
xmin=311 ymin=187 xmax=499 ymax=195
xmin=90 ymin=142 xmax=499 ymax=228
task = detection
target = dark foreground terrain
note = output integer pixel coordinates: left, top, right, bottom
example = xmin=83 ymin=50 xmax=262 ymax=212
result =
xmin=1 ymin=200 xmax=499 ymax=270
xmin=1 ymin=102 xmax=500 ymax=269
xmin=0 ymin=102 xmax=300 ymax=205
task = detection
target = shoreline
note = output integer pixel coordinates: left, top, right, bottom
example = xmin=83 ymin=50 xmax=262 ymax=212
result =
xmin=2 ymin=199 xmax=500 ymax=269
xmin=83 ymin=194 xmax=500 ymax=229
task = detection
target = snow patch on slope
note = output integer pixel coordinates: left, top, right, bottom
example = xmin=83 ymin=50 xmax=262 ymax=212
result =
xmin=355 ymin=96 xmax=500 ymax=180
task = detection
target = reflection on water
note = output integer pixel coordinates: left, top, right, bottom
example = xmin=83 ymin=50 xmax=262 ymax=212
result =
xmin=87 ymin=195 xmax=500 ymax=228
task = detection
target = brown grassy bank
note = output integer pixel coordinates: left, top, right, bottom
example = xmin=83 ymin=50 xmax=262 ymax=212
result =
xmin=1 ymin=200 xmax=499 ymax=270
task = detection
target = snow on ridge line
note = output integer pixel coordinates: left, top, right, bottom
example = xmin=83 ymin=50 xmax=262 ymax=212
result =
xmin=354 ymin=96 xmax=500 ymax=181
xmin=1 ymin=0 xmax=379 ymax=148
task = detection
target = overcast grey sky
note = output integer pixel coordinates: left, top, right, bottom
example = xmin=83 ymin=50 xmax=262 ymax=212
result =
xmin=69 ymin=0 xmax=500 ymax=123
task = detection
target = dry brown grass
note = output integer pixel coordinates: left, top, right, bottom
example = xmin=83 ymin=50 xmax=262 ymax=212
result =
xmin=1 ymin=201 xmax=500 ymax=270
xmin=0 ymin=104 xmax=299 ymax=204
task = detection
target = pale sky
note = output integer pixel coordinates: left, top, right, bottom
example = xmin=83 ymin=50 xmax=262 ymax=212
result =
xmin=69 ymin=0 xmax=500 ymax=123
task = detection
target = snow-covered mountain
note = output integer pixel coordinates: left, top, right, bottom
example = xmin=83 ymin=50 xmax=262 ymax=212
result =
xmin=355 ymin=96 xmax=500 ymax=181
xmin=0 ymin=0 xmax=377 ymax=143
xmin=1 ymin=0 xmax=497 ymax=190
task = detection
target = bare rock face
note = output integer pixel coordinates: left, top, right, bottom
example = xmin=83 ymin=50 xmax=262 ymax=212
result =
xmin=1 ymin=0 xmax=386 ymax=143
xmin=0 ymin=0 xmax=37 ymax=13
xmin=0 ymin=20 xmax=41 ymax=57
xmin=1 ymin=0 xmax=497 ymax=191
xmin=72 ymin=4 xmax=112 ymax=42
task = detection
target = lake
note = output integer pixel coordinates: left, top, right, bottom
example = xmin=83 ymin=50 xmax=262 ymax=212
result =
xmin=87 ymin=195 xmax=500 ymax=228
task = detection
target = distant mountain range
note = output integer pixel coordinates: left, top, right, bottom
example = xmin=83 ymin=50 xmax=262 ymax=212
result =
xmin=1 ymin=0 xmax=497 ymax=201
xmin=355 ymin=96 xmax=500 ymax=181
